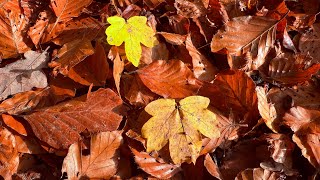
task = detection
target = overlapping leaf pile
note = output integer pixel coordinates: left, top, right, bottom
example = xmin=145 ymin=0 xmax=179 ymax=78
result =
xmin=0 ymin=0 xmax=319 ymax=179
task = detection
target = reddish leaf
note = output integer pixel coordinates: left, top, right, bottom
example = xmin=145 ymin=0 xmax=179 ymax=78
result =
xmin=62 ymin=131 xmax=122 ymax=179
xmin=52 ymin=16 xmax=105 ymax=46
xmin=123 ymin=74 xmax=158 ymax=107
xmin=28 ymin=10 xmax=53 ymax=46
xmin=299 ymin=23 xmax=320 ymax=64
xmin=235 ymin=168 xmax=286 ymax=180
xmin=68 ymin=42 xmax=109 ymax=86
xmin=137 ymin=60 xmax=202 ymax=98
xmin=0 ymin=88 xmax=51 ymax=115
xmin=2 ymin=114 xmax=27 ymax=136
xmin=0 ymin=127 xmax=19 ymax=179
xmin=283 ymin=106 xmax=320 ymax=168
xmin=199 ymin=70 xmax=259 ymax=124
xmin=0 ymin=10 xmax=31 ymax=58
xmin=50 ymin=39 xmax=95 ymax=75
xmin=113 ymin=50 xmax=124 ymax=95
xmin=204 ymin=154 xmax=223 ymax=180
xmin=50 ymin=0 xmax=92 ymax=22
xmin=158 ymin=32 xmax=187 ymax=45
xmin=186 ymin=34 xmax=218 ymax=82
xmin=23 ymin=88 xmax=124 ymax=149
xmin=131 ymin=148 xmax=182 ymax=179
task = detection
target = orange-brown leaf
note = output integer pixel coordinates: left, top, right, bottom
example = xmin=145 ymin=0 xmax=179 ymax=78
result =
xmin=23 ymin=88 xmax=124 ymax=149
xmin=2 ymin=114 xmax=27 ymax=136
xmin=131 ymin=148 xmax=182 ymax=179
xmin=50 ymin=39 xmax=95 ymax=75
xmin=68 ymin=42 xmax=109 ymax=86
xmin=62 ymin=131 xmax=123 ymax=179
xmin=50 ymin=0 xmax=92 ymax=22
xmin=138 ymin=60 xmax=202 ymax=98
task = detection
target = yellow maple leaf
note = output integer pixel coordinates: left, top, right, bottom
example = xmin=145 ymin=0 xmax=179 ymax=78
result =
xmin=141 ymin=96 xmax=220 ymax=164
xmin=105 ymin=16 xmax=156 ymax=67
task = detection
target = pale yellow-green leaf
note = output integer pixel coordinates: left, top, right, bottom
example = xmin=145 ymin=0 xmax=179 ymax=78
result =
xmin=105 ymin=16 xmax=156 ymax=67
xmin=141 ymin=96 xmax=220 ymax=164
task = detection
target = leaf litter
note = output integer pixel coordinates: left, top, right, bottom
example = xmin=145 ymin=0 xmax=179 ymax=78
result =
xmin=0 ymin=0 xmax=319 ymax=179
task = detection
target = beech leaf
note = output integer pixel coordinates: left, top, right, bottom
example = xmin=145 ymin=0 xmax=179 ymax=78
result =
xmin=0 ymin=50 xmax=49 ymax=101
xmin=23 ymin=88 xmax=124 ymax=149
xmin=62 ymin=131 xmax=122 ymax=179
xmin=141 ymin=96 xmax=220 ymax=164
xmin=105 ymin=16 xmax=156 ymax=67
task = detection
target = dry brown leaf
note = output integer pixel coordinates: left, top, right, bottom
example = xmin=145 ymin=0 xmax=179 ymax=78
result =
xmin=299 ymin=23 xmax=320 ymax=64
xmin=131 ymin=148 xmax=182 ymax=179
xmin=23 ymin=88 xmax=124 ymax=149
xmin=62 ymin=131 xmax=122 ymax=179
xmin=0 ymin=88 xmax=51 ymax=115
xmin=235 ymin=168 xmax=285 ymax=180
xmin=50 ymin=39 xmax=95 ymax=76
xmin=283 ymin=106 xmax=320 ymax=168
xmin=68 ymin=42 xmax=109 ymax=86
xmin=174 ymin=0 xmax=206 ymax=19
xmin=0 ymin=126 xmax=19 ymax=179
xmin=0 ymin=50 xmax=49 ymax=101
xmin=157 ymin=32 xmax=187 ymax=45
xmin=50 ymin=0 xmax=92 ymax=23
xmin=0 ymin=10 xmax=31 ymax=58
xmin=137 ymin=60 xmax=202 ymax=98
xmin=113 ymin=51 xmax=124 ymax=96
xmin=123 ymin=74 xmax=158 ymax=107
xmin=143 ymin=0 xmax=165 ymax=9
xmin=186 ymin=34 xmax=218 ymax=82
xmin=28 ymin=10 xmax=53 ymax=46
xmin=199 ymin=70 xmax=259 ymax=124
xmin=14 ymin=134 xmax=46 ymax=154
xmin=52 ymin=16 xmax=105 ymax=46
xmin=261 ymin=51 xmax=320 ymax=85
xmin=2 ymin=114 xmax=27 ymax=136
xmin=204 ymin=154 xmax=223 ymax=180
xmin=211 ymin=16 xmax=278 ymax=70
xmin=256 ymin=86 xmax=280 ymax=132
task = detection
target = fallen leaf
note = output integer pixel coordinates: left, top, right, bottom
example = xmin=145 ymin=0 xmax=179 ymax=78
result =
xmin=113 ymin=50 xmax=124 ymax=95
xmin=50 ymin=0 xmax=92 ymax=22
xmin=204 ymin=154 xmax=223 ymax=180
xmin=137 ymin=60 xmax=202 ymax=99
xmin=186 ymin=34 xmax=218 ymax=82
xmin=0 ymin=127 xmax=19 ymax=179
xmin=0 ymin=50 xmax=49 ymax=101
xmin=28 ymin=10 xmax=53 ymax=46
xmin=2 ymin=114 xmax=27 ymax=136
xmin=123 ymin=74 xmax=158 ymax=107
xmin=199 ymin=70 xmax=259 ymax=125
xmin=235 ymin=168 xmax=286 ymax=180
xmin=62 ymin=131 xmax=122 ymax=179
xmin=141 ymin=96 xmax=220 ymax=164
xmin=158 ymin=32 xmax=187 ymax=45
xmin=52 ymin=16 xmax=105 ymax=46
xmin=50 ymin=39 xmax=95 ymax=75
xmin=0 ymin=10 xmax=31 ymax=58
xmin=23 ymin=88 xmax=124 ymax=149
xmin=68 ymin=42 xmax=109 ymax=86
xmin=299 ymin=23 xmax=320 ymax=64
xmin=283 ymin=106 xmax=320 ymax=168
xmin=211 ymin=15 xmax=278 ymax=70
xmin=131 ymin=148 xmax=182 ymax=179
xmin=0 ymin=88 xmax=51 ymax=115
xmin=105 ymin=16 xmax=156 ymax=67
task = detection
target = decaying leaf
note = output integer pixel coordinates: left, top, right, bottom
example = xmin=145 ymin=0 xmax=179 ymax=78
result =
xmin=105 ymin=16 xmax=157 ymax=67
xmin=23 ymin=88 xmax=124 ymax=149
xmin=0 ymin=10 xmax=31 ymax=58
xmin=62 ymin=131 xmax=122 ymax=179
xmin=141 ymin=96 xmax=220 ymax=164
xmin=138 ymin=60 xmax=202 ymax=99
xmin=50 ymin=0 xmax=92 ymax=22
xmin=0 ymin=50 xmax=49 ymax=101
xmin=211 ymin=15 xmax=278 ymax=70
xmin=131 ymin=148 xmax=182 ymax=179
xmin=0 ymin=127 xmax=19 ymax=179
xmin=50 ymin=39 xmax=95 ymax=75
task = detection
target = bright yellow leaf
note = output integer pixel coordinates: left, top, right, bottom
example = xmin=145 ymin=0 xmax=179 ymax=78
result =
xmin=141 ymin=96 xmax=220 ymax=164
xmin=105 ymin=16 xmax=156 ymax=67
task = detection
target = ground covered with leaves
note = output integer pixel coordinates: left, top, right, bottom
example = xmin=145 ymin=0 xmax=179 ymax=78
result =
xmin=0 ymin=0 xmax=319 ymax=179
